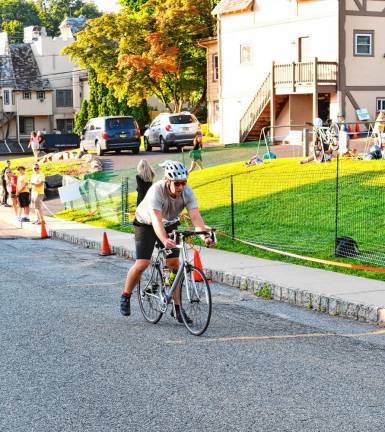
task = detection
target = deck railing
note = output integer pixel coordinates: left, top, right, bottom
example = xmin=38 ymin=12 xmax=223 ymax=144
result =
xmin=274 ymin=61 xmax=338 ymax=87
xmin=239 ymin=60 xmax=338 ymax=142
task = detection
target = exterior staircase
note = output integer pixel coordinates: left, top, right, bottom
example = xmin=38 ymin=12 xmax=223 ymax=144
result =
xmin=239 ymin=74 xmax=287 ymax=142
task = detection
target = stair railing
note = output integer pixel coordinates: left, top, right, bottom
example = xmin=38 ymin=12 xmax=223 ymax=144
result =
xmin=239 ymin=73 xmax=271 ymax=142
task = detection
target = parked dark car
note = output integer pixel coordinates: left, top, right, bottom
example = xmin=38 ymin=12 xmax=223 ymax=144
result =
xmin=80 ymin=116 xmax=141 ymax=156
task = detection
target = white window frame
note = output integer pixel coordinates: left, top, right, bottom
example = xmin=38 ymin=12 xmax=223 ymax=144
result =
xmin=37 ymin=91 xmax=45 ymax=100
xmin=240 ymin=43 xmax=252 ymax=65
xmin=212 ymin=54 xmax=219 ymax=81
xmin=354 ymin=31 xmax=374 ymax=57
xmin=23 ymin=91 xmax=32 ymax=100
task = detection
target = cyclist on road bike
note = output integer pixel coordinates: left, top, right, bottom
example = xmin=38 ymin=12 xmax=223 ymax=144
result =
xmin=120 ymin=160 xmax=215 ymax=322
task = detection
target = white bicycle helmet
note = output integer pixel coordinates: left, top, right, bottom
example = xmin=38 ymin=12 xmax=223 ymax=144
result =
xmin=163 ymin=160 xmax=188 ymax=181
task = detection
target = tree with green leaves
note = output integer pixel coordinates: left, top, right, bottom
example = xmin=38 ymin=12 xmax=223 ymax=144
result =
xmin=0 ymin=0 xmax=42 ymax=42
xmin=74 ymin=98 xmax=88 ymax=134
xmin=40 ymin=0 xmax=101 ymax=36
xmin=63 ymin=0 xmax=217 ymax=114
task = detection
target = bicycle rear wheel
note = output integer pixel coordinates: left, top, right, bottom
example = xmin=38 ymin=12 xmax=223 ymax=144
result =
xmin=137 ymin=265 xmax=164 ymax=324
xmin=179 ymin=266 xmax=212 ymax=336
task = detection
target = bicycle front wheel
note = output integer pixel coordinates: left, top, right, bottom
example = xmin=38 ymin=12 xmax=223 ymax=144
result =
xmin=179 ymin=266 xmax=212 ymax=336
xmin=137 ymin=265 xmax=164 ymax=324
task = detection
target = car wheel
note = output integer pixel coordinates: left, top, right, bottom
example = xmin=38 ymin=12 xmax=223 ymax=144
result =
xmin=160 ymin=136 xmax=168 ymax=153
xmin=115 ymin=149 xmax=121 ymax=154
xmin=80 ymin=142 xmax=87 ymax=153
xmin=132 ymin=146 xmax=140 ymax=154
xmin=144 ymin=137 xmax=152 ymax=152
xmin=96 ymin=142 xmax=104 ymax=156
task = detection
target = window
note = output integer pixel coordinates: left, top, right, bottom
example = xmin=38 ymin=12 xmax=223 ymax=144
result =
xmin=3 ymin=90 xmax=10 ymax=105
xmin=354 ymin=30 xmax=374 ymax=56
xmin=240 ymin=44 xmax=252 ymax=64
xmin=20 ymin=117 xmax=34 ymax=135
xmin=212 ymin=54 xmax=219 ymax=81
xmin=213 ymin=100 xmax=220 ymax=122
xmin=23 ymin=91 xmax=32 ymax=100
xmin=37 ymin=91 xmax=45 ymax=100
xmin=56 ymin=119 xmax=74 ymax=133
xmin=377 ymin=98 xmax=385 ymax=112
xmin=169 ymin=114 xmax=194 ymax=124
xmin=56 ymin=89 xmax=73 ymax=107
xmin=106 ymin=117 xmax=136 ymax=130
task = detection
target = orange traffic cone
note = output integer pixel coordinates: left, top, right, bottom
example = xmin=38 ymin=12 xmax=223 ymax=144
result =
xmin=99 ymin=231 xmax=115 ymax=256
xmin=193 ymin=248 xmax=204 ymax=282
xmin=353 ymin=124 xmax=358 ymax=139
xmin=40 ymin=221 xmax=50 ymax=239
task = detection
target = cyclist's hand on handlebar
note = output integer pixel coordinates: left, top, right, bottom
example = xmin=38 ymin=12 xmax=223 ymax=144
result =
xmin=204 ymin=237 xmax=215 ymax=248
xmin=163 ymin=238 xmax=176 ymax=249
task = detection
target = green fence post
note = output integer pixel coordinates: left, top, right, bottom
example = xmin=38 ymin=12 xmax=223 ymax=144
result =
xmin=335 ymin=154 xmax=340 ymax=255
xmin=230 ymin=175 xmax=235 ymax=239
xmin=121 ymin=177 xmax=128 ymax=226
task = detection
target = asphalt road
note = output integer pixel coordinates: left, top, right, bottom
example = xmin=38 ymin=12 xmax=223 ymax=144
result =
xmin=1 ymin=224 xmax=385 ymax=431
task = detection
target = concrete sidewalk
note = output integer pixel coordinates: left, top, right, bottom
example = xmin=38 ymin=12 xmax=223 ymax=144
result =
xmin=1 ymin=206 xmax=385 ymax=325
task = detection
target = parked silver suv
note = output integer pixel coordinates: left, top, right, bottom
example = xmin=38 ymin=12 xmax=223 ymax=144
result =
xmin=143 ymin=112 xmax=201 ymax=152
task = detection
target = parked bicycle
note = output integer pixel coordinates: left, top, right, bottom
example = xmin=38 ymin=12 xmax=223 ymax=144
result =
xmin=137 ymin=229 xmax=216 ymax=336
xmin=309 ymin=119 xmax=340 ymax=161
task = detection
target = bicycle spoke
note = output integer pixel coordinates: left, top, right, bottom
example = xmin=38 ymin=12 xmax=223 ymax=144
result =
xmin=137 ymin=265 xmax=164 ymax=324
xmin=179 ymin=266 xmax=211 ymax=336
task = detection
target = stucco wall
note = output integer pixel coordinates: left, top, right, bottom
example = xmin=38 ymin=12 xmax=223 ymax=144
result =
xmin=218 ymin=0 xmax=338 ymax=144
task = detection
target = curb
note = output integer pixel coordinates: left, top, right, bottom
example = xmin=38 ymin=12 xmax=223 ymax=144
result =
xmin=49 ymin=228 xmax=385 ymax=327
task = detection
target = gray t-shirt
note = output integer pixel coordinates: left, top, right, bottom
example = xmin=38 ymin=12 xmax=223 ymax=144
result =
xmin=135 ymin=180 xmax=198 ymax=225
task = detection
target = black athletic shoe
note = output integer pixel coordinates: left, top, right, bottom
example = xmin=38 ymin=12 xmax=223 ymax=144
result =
xmin=120 ymin=295 xmax=131 ymax=316
xmin=171 ymin=304 xmax=193 ymax=324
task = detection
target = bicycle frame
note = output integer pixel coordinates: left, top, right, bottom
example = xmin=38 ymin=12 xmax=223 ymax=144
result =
xmin=151 ymin=233 xmax=204 ymax=309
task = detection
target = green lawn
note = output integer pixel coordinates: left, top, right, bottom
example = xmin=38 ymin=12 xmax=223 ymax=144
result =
xmin=56 ymin=156 xmax=385 ymax=280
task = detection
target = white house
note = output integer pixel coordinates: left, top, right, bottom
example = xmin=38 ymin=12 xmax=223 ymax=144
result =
xmin=208 ymin=0 xmax=385 ymax=144
xmin=0 ymin=17 xmax=89 ymax=142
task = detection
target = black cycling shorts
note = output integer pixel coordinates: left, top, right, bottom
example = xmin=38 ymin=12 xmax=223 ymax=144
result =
xmin=18 ymin=192 xmax=30 ymax=208
xmin=134 ymin=220 xmax=179 ymax=260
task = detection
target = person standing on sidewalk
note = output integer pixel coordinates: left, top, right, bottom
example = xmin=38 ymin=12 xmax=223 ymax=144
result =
xmin=136 ymin=159 xmax=155 ymax=206
xmin=5 ymin=169 xmax=18 ymax=217
xmin=1 ymin=160 xmax=11 ymax=206
xmin=16 ymin=166 xmax=30 ymax=222
xmin=30 ymin=163 xmax=46 ymax=225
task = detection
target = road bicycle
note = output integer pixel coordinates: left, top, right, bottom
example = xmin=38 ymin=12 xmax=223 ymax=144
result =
xmin=309 ymin=121 xmax=340 ymax=161
xmin=137 ymin=229 xmax=216 ymax=336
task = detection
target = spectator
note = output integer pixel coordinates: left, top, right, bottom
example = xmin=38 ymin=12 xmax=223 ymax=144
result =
xmin=373 ymin=111 xmax=385 ymax=148
xmin=1 ymin=160 xmax=11 ymax=206
xmin=16 ymin=166 xmax=30 ymax=222
xmin=5 ymin=169 xmax=19 ymax=218
xmin=30 ymin=163 xmax=46 ymax=225
xmin=37 ymin=130 xmax=46 ymax=152
xmin=188 ymin=135 xmax=203 ymax=173
xmin=245 ymin=154 xmax=262 ymax=166
xmin=337 ymin=113 xmax=349 ymax=132
xmin=28 ymin=131 xmax=40 ymax=161
xmin=136 ymin=159 xmax=155 ymax=206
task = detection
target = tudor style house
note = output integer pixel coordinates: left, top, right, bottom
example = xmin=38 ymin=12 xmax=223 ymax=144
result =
xmin=0 ymin=17 xmax=89 ymax=142
xmin=205 ymin=0 xmax=385 ymax=144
